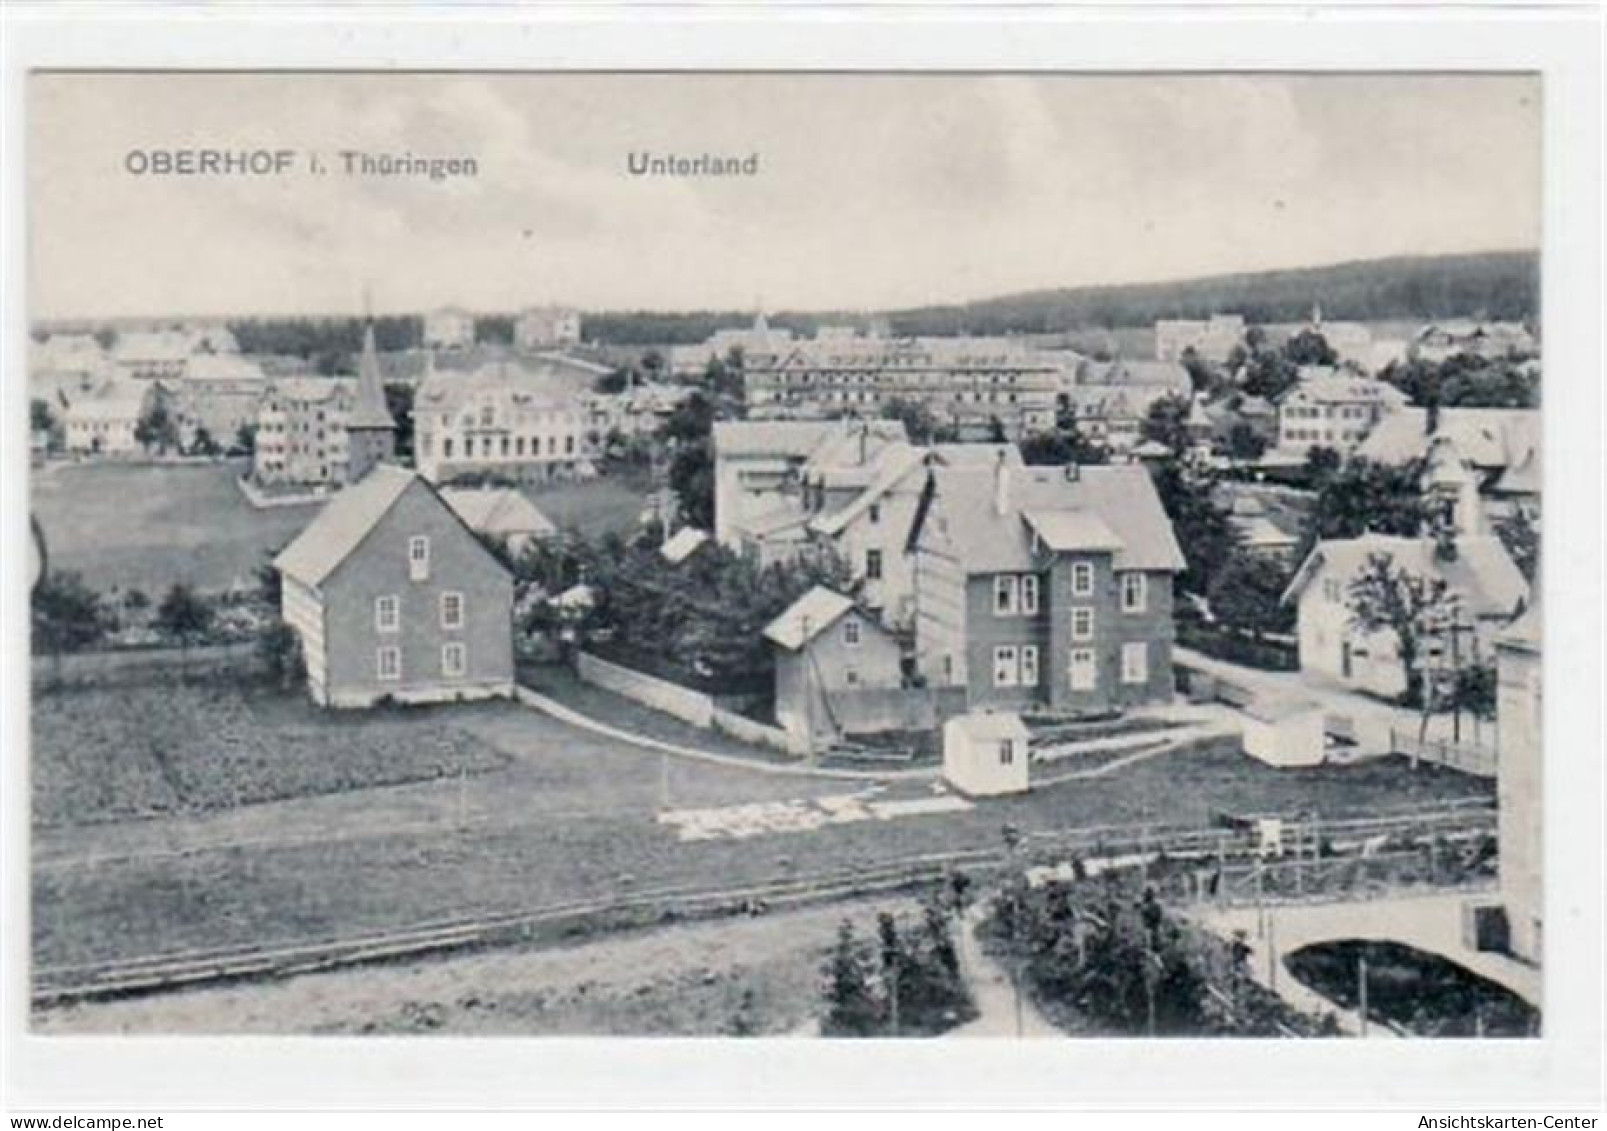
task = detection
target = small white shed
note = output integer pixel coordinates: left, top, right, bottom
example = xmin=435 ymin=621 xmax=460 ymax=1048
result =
xmin=944 ymin=711 xmax=1031 ymax=797
xmin=1242 ymin=696 xmax=1327 ymax=768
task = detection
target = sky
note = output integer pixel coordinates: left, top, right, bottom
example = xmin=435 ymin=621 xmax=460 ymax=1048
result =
xmin=29 ymin=72 xmax=1541 ymax=320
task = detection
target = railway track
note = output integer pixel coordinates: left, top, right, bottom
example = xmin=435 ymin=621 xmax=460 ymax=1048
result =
xmin=32 ymin=801 xmax=1495 ymax=1008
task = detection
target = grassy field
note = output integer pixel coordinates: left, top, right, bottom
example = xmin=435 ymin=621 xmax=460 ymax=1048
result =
xmin=32 ymin=672 xmax=509 ymax=829
xmin=30 ymin=460 xmax=317 ymax=595
xmin=31 ymin=670 xmax=1492 ymax=980
xmin=522 ymin=469 xmax=655 ymax=541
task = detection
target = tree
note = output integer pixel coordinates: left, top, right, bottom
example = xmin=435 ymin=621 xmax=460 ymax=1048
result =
xmin=1223 ymin=421 xmax=1268 ymax=462
xmin=881 ymin=397 xmax=942 ymax=445
xmin=189 ymin=425 xmax=220 ymax=457
xmin=31 ymin=571 xmax=108 ymax=683
xmin=1284 ymin=328 xmax=1338 ymax=367
xmin=134 ymin=399 xmax=179 ymax=454
xmin=821 ymin=921 xmax=881 ymax=1037
xmin=667 ymin=441 xmax=715 ymax=531
xmin=30 ymin=398 xmax=55 ymax=434
xmin=1346 ymin=552 xmax=1452 ymax=708
xmin=593 ymin=367 xmax=631 ymax=395
xmin=1207 ymin=554 xmax=1295 ymax=639
xmin=154 ymin=582 xmax=215 ymax=669
xmin=92 ymin=327 xmax=117 ymax=351
xmin=1141 ymin=395 xmax=1193 ymax=454
xmin=1020 ymin=410 xmax=1109 ymax=467
xmin=257 ymin=621 xmax=305 ymax=691
xmin=385 ymin=383 xmax=416 ymax=460
xmin=1303 ymin=456 xmax=1429 ymax=551
xmin=1148 ymin=462 xmax=1240 ymax=596
xmin=234 ymin=421 xmax=258 ymax=456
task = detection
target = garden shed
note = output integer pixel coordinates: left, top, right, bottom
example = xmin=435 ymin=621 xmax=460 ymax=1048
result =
xmin=943 ymin=710 xmax=1031 ymax=797
xmin=1241 ymin=695 xmax=1327 ymax=768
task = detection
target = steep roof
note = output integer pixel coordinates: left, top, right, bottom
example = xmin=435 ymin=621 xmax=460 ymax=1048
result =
xmin=660 ymin=526 xmax=711 ymax=565
xmin=763 ymin=586 xmax=860 ymax=651
xmin=273 ymin=464 xmax=417 ymax=588
xmin=914 ymin=463 xmax=1185 ymax=574
xmin=1283 ymin=372 xmax=1409 ymax=408
xmin=808 ymin=443 xmax=1022 ymax=539
xmin=1355 ymin=407 xmax=1539 ymax=472
xmin=347 ymin=324 xmax=398 ymax=431
xmin=440 ymin=487 xmax=555 ymax=539
xmin=1281 ymin=534 xmax=1528 ymax=618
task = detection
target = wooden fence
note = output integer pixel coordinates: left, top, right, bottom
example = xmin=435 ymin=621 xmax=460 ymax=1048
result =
xmin=1389 ymin=727 xmax=1499 ymax=779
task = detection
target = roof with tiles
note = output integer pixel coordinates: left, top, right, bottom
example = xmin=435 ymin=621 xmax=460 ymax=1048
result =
xmin=913 ymin=461 xmax=1185 ymax=575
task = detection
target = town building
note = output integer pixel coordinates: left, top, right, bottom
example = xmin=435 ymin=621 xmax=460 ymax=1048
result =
xmin=908 ymin=459 xmax=1186 ymax=713
xmin=253 ymin=324 xmax=396 ymax=488
xmin=1355 ymin=407 xmax=1541 ymax=532
xmin=113 ymin=330 xmax=192 ymax=380
xmin=587 ymin=381 xmax=696 ymax=442
xmin=1494 ymin=600 xmax=1542 ymax=964
xmin=62 ymin=378 xmax=157 ymax=455
xmin=164 ymin=353 xmax=272 ymax=451
xmin=801 ymin=439 xmax=1022 ymax=630
xmin=1413 ymin=320 xmax=1537 ymax=363
xmin=741 ymin=331 xmax=1060 ymax=439
xmin=273 ymin=464 xmax=515 ymax=708
xmin=764 ymin=586 xmax=905 ymax=752
xmin=1226 ymin=495 xmax=1300 ymax=562
xmin=1281 ymin=534 xmax=1529 ymax=700
xmin=414 ymin=359 xmax=596 ymax=485
xmin=440 ymin=486 xmax=557 ymax=556
xmin=943 ymin=711 xmax=1031 ymax=797
xmin=1275 ymin=369 xmax=1408 ymax=454
xmin=30 ymin=333 xmax=108 ymax=386
xmin=1059 ymin=359 xmax=1192 ymax=454
xmin=423 ymin=306 xmax=477 ymax=351
xmin=1154 ymin=314 xmax=1246 ymax=364
xmin=711 ymin=418 xmax=906 ymax=550
xmin=514 ymin=305 xmax=583 ymax=351
xmin=668 ymin=312 xmax=795 ymax=378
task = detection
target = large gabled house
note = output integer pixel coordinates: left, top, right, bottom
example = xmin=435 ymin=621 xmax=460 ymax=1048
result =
xmin=907 ymin=459 xmax=1186 ymax=713
xmin=274 ymin=464 xmax=515 ymax=708
xmin=1280 ymin=533 xmax=1528 ymax=700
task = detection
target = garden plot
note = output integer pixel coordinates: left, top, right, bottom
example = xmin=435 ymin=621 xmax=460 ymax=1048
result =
xmin=659 ymin=788 xmax=973 ymax=842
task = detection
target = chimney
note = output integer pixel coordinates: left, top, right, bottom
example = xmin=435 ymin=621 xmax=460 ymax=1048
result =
xmin=993 ymin=449 xmax=1012 ymax=515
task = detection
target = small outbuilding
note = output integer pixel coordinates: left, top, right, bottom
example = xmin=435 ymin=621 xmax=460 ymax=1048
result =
xmin=943 ymin=711 xmax=1031 ymax=797
xmin=1241 ymin=695 xmax=1327 ymax=768
xmin=764 ymin=586 xmax=903 ymax=753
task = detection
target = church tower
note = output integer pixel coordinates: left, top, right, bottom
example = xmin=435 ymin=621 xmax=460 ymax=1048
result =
xmin=345 ymin=321 xmax=397 ymax=484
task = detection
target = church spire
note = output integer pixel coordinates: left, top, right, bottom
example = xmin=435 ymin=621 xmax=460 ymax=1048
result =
xmin=348 ymin=319 xmax=397 ymax=432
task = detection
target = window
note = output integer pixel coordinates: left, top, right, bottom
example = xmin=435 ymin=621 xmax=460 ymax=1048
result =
xmin=479 ymin=405 xmax=494 ymax=427
xmin=1020 ymin=574 xmax=1040 ymax=616
xmin=1071 ymin=562 xmax=1095 ymax=597
xmin=1069 ymin=648 xmax=1097 ymax=691
xmin=993 ymin=645 xmax=1020 ymax=687
xmin=1071 ymin=607 xmax=1095 ymax=641
xmin=1020 ymin=644 xmax=1040 ymax=686
xmin=993 ymin=575 xmax=1019 ymax=616
xmin=868 ymin=503 xmax=881 ymax=525
xmin=442 ymin=642 xmax=466 ymax=678
xmin=1121 ymin=573 xmax=1147 ymax=614
xmin=999 ymin=740 xmax=1015 ymax=766
xmin=1121 ymin=641 xmax=1149 ymax=685
xmin=843 ymin=618 xmax=862 ymax=648
xmin=440 ymin=591 xmax=464 ymax=630
xmin=374 ymin=595 xmax=399 ymax=633
xmin=865 ymin=549 xmax=883 ymax=580
xmin=376 ymin=645 xmax=401 ymax=682
xmin=844 ymin=668 xmax=860 ymax=687
xmin=1322 ymin=578 xmax=1342 ymax=603
xmin=408 ymin=536 xmax=430 ymax=581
